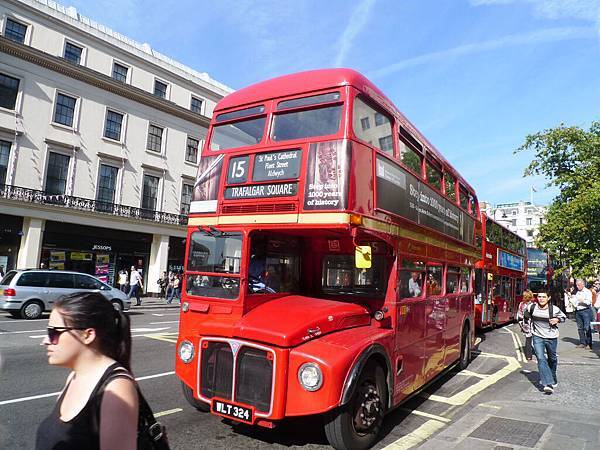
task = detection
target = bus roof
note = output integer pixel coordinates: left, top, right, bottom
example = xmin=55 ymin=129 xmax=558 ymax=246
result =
xmin=215 ymin=68 xmax=476 ymax=194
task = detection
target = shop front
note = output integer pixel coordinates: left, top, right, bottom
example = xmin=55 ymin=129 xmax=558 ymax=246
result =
xmin=41 ymin=221 xmax=153 ymax=287
xmin=0 ymin=213 xmax=23 ymax=274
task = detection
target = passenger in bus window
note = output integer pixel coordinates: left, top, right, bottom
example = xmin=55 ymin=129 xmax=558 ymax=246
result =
xmin=409 ymin=271 xmax=422 ymax=297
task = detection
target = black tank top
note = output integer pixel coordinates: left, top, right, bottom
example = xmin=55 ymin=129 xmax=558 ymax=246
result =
xmin=35 ymin=362 xmax=123 ymax=450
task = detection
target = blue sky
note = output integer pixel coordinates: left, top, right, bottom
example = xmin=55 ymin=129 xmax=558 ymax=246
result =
xmin=65 ymin=0 xmax=600 ymax=206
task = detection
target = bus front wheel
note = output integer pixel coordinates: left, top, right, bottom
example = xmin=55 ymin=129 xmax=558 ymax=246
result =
xmin=324 ymin=362 xmax=387 ymax=450
xmin=181 ymin=381 xmax=210 ymax=412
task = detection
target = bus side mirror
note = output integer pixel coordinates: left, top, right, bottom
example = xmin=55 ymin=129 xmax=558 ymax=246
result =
xmin=355 ymin=246 xmax=372 ymax=269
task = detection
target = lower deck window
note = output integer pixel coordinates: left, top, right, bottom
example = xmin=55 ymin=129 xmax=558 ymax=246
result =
xmin=322 ymin=254 xmax=386 ymax=296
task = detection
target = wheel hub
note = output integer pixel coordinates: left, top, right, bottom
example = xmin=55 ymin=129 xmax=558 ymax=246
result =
xmin=353 ymin=384 xmax=382 ymax=433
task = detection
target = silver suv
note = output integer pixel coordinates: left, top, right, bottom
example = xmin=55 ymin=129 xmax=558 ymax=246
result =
xmin=0 ymin=269 xmax=131 ymax=319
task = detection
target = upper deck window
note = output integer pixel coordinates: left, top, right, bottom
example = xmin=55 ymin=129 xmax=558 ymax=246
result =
xmin=353 ymin=96 xmax=393 ymax=155
xmin=210 ymin=113 xmax=266 ymax=151
xmin=399 ymin=136 xmax=422 ymax=175
xmin=216 ymin=105 xmax=265 ymax=123
xmin=271 ymin=103 xmax=342 ymax=142
xmin=445 ymin=173 xmax=456 ymax=200
xmin=459 ymin=186 xmax=469 ymax=210
xmin=276 ymin=92 xmax=340 ymax=110
xmin=426 ymin=158 xmax=442 ymax=190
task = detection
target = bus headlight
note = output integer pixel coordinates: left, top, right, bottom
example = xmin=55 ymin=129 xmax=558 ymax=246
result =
xmin=298 ymin=363 xmax=323 ymax=391
xmin=178 ymin=340 xmax=195 ymax=363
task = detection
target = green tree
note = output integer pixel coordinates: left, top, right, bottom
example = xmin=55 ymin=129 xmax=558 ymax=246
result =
xmin=517 ymin=122 xmax=600 ymax=277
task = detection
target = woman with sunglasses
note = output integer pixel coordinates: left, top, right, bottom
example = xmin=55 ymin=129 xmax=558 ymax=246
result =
xmin=36 ymin=292 xmax=138 ymax=450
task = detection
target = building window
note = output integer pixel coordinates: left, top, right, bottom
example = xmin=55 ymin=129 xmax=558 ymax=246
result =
xmin=511 ymin=219 xmax=516 ymax=226
xmin=154 ymin=80 xmax=168 ymax=99
xmin=374 ymin=112 xmax=386 ymax=126
xmin=378 ymin=135 xmax=393 ymax=153
xmin=45 ymin=152 xmax=70 ymax=195
xmin=0 ymin=140 xmax=10 ymax=185
xmin=539 ymin=217 xmax=543 ymax=224
xmin=527 ymin=230 xmax=534 ymax=237
xmin=146 ymin=125 xmax=164 ymax=153
xmin=512 ymin=210 xmax=517 ymax=215
xmin=180 ymin=183 xmax=193 ymax=215
xmin=526 ymin=218 xmax=532 ymax=226
xmin=97 ymin=164 xmax=118 ymax=204
xmin=4 ymin=18 xmax=27 ymax=44
xmin=360 ymin=117 xmax=370 ymax=131
xmin=190 ymin=96 xmax=203 ymax=114
xmin=112 ymin=62 xmax=128 ymax=83
xmin=104 ymin=110 xmax=124 ymax=141
xmin=63 ymin=42 xmax=82 ymax=64
xmin=142 ymin=174 xmax=159 ymax=211
xmin=0 ymin=73 xmax=20 ymax=110
xmin=186 ymin=136 xmax=199 ymax=163
xmin=53 ymin=93 xmax=77 ymax=127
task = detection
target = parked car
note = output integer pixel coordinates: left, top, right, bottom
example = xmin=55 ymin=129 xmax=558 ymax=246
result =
xmin=0 ymin=269 xmax=131 ymax=319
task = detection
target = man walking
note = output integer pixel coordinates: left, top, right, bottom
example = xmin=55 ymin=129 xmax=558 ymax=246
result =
xmin=128 ymin=265 xmax=144 ymax=306
xmin=573 ymin=278 xmax=594 ymax=349
xmin=528 ymin=290 xmax=566 ymax=394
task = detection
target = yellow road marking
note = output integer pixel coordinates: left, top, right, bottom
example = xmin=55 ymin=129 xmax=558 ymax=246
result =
xmin=398 ymin=407 xmax=451 ymax=423
xmin=144 ymin=333 xmax=178 ymax=343
xmin=382 ymin=419 xmax=446 ymax=449
xmin=154 ymin=408 xmax=183 ymax=418
xmin=419 ymin=352 xmax=520 ymax=405
xmin=505 ymin=327 xmax=525 ymax=362
xmin=455 ymin=370 xmax=489 ymax=379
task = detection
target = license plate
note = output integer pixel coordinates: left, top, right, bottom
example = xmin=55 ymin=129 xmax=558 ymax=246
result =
xmin=211 ymin=398 xmax=254 ymax=424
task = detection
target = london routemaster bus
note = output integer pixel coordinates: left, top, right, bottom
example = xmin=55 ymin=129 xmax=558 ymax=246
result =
xmin=474 ymin=214 xmax=527 ymax=329
xmin=175 ymin=69 xmax=482 ymax=450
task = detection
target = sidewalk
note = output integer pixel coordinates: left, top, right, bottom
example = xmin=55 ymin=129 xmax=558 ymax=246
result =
xmin=418 ymin=317 xmax=600 ymax=449
xmin=129 ymin=296 xmax=181 ymax=309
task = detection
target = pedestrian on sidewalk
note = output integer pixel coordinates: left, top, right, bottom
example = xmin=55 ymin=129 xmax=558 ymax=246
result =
xmin=526 ymin=290 xmax=566 ymax=394
xmin=128 ymin=265 xmax=144 ymax=306
xmin=157 ymin=271 xmax=168 ymax=299
xmin=517 ymin=289 xmax=535 ymax=361
xmin=573 ymin=278 xmax=594 ymax=349
xmin=36 ymin=292 xmax=138 ymax=449
xmin=166 ymin=272 xmax=181 ymax=304
xmin=118 ymin=268 xmax=128 ymax=293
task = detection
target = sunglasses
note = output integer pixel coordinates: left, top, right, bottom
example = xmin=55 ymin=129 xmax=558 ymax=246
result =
xmin=46 ymin=326 xmax=86 ymax=344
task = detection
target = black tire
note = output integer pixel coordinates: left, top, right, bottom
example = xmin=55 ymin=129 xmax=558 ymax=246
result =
xmin=324 ymin=362 xmax=387 ymax=450
xmin=20 ymin=300 xmax=44 ymax=320
xmin=181 ymin=381 xmax=210 ymax=412
xmin=110 ymin=300 xmax=123 ymax=312
xmin=457 ymin=324 xmax=471 ymax=371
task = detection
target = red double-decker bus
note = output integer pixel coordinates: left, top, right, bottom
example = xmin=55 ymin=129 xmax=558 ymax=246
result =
xmin=474 ymin=214 xmax=527 ymax=329
xmin=175 ymin=69 xmax=481 ymax=449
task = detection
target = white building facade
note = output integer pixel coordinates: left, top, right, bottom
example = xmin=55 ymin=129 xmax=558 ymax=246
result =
xmin=480 ymin=200 xmax=547 ymax=248
xmin=0 ymin=0 xmax=231 ymax=293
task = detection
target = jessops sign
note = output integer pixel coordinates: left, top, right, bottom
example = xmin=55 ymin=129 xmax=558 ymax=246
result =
xmin=375 ymin=156 xmax=475 ymax=245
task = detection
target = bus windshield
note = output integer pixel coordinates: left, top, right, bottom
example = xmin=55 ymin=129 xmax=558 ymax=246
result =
xmin=271 ymin=104 xmax=342 ymax=141
xmin=210 ymin=116 xmax=266 ymax=150
xmin=322 ymin=254 xmax=387 ymax=297
xmin=186 ymin=230 xmax=242 ymax=299
xmin=248 ymin=233 xmax=301 ymax=294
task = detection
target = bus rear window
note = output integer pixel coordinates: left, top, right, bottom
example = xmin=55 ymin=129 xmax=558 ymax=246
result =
xmin=210 ymin=117 xmax=266 ymax=150
xmin=271 ymin=105 xmax=342 ymax=141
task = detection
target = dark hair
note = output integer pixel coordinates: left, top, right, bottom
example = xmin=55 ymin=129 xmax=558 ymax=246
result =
xmin=54 ymin=292 xmax=132 ymax=372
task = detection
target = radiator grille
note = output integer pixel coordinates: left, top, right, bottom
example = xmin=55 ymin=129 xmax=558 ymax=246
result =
xmin=199 ymin=340 xmax=274 ymax=414
xmin=235 ymin=347 xmax=273 ymax=413
xmin=200 ymin=342 xmax=233 ymax=400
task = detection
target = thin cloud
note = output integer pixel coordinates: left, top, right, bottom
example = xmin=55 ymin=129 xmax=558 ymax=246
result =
xmin=369 ymin=26 xmax=595 ymax=79
xmin=334 ymin=0 xmax=376 ymax=67
xmin=470 ymin=0 xmax=600 ymax=24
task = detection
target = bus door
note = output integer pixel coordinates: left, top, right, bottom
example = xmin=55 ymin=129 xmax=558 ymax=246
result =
xmin=488 ymin=274 xmax=497 ymax=324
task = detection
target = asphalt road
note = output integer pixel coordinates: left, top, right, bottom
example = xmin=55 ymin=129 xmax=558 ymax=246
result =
xmin=1 ymin=309 xmax=597 ymax=449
